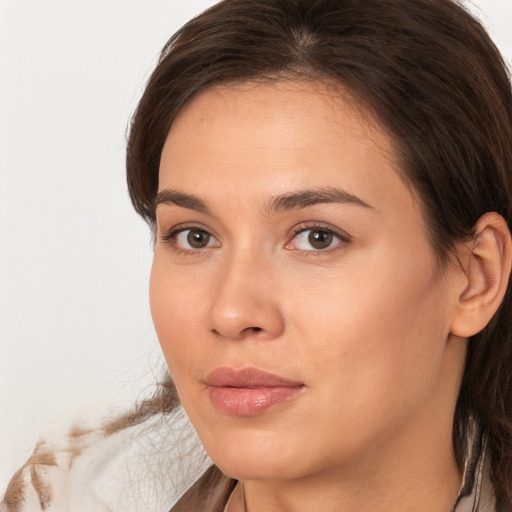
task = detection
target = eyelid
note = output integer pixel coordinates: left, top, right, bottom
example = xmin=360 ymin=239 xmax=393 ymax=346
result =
xmin=159 ymin=223 xmax=221 ymax=252
xmin=285 ymin=222 xmax=352 ymax=253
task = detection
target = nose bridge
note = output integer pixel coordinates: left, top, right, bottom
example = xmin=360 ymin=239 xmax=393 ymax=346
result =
xmin=207 ymin=241 xmax=284 ymax=340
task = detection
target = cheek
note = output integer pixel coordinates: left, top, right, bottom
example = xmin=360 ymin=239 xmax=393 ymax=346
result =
xmin=285 ymin=245 xmax=452 ymax=419
xmin=149 ymin=257 xmax=205 ymax=378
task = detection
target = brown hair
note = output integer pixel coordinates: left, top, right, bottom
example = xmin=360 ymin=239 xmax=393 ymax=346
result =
xmin=125 ymin=0 xmax=512 ymax=508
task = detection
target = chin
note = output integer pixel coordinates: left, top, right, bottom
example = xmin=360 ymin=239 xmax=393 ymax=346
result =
xmin=201 ymin=429 xmax=309 ymax=481
xmin=213 ymin=455 xmax=294 ymax=482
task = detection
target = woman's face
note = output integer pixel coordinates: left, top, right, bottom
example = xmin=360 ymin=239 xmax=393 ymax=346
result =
xmin=150 ymin=81 xmax=466 ymax=482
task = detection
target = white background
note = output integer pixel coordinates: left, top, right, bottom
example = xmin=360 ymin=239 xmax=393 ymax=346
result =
xmin=1 ymin=0 xmax=511 ymax=492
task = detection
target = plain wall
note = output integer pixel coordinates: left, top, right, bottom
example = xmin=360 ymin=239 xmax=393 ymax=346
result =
xmin=1 ymin=0 xmax=511 ymax=492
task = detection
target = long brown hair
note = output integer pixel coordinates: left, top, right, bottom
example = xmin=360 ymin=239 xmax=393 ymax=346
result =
xmin=125 ymin=0 xmax=512 ymax=507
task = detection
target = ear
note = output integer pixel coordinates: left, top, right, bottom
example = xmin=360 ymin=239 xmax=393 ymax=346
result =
xmin=450 ymin=212 xmax=512 ymax=338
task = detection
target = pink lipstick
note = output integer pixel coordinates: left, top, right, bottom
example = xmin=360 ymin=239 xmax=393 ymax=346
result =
xmin=204 ymin=367 xmax=304 ymax=416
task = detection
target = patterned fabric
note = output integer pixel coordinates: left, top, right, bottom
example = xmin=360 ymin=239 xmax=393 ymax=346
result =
xmin=1 ymin=410 xmax=496 ymax=512
xmin=0 ymin=410 xmax=210 ymax=512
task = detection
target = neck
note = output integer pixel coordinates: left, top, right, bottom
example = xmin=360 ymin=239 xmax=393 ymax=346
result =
xmin=241 ymin=460 xmax=460 ymax=512
xmin=228 ymin=419 xmax=462 ymax=512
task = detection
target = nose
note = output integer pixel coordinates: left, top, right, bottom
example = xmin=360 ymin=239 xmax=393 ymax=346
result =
xmin=207 ymin=252 xmax=285 ymax=341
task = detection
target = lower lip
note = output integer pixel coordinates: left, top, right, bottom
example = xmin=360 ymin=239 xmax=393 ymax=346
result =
xmin=208 ymin=385 xmax=304 ymax=416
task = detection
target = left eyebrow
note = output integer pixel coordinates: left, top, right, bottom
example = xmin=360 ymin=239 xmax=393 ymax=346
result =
xmin=268 ymin=187 xmax=375 ymax=212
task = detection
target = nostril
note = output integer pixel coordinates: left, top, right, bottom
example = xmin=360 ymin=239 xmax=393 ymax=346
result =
xmin=211 ymin=326 xmax=263 ymax=338
xmin=237 ymin=326 xmax=265 ymax=339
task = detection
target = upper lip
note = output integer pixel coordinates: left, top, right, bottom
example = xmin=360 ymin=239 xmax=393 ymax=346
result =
xmin=204 ymin=367 xmax=303 ymax=388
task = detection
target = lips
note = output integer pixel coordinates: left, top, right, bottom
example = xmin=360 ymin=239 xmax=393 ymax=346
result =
xmin=204 ymin=367 xmax=304 ymax=416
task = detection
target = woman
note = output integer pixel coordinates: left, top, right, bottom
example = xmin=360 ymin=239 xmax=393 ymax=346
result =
xmin=3 ymin=0 xmax=512 ymax=511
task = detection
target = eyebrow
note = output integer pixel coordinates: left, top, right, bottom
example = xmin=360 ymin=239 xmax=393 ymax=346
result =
xmin=154 ymin=186 xmax=374 ymax=214
xmin=268 ymin=187 xmax=375 ymax=212
xmin=155 ymin=189 xmax=210 ymax=213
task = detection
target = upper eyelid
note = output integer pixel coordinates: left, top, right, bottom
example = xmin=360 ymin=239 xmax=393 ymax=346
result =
xmin=289 ymin=222 xmax=352 ymax=241
xmin=159 ymin=222 xmax=215 ymax=238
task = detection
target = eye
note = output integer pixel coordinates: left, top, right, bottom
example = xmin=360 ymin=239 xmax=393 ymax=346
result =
xmin=285 ymin=225 xmax=349 ymax=252
xmin=161 ymin=227 xmax=220 ymax=251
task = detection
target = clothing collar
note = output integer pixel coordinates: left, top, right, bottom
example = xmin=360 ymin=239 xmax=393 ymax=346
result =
xmin=452 ymin=419 xmax=495 ymax=512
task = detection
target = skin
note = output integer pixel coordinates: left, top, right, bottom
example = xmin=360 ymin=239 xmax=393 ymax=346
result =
xmin=150 ymin=81 xmax=470 ymax=512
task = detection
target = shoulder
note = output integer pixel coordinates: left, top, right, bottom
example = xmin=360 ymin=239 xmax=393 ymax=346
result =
xmin=1 ymin=409 xmax=210 ymax=512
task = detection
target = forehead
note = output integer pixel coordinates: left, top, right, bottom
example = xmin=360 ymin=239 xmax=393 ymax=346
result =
xmin=158 ymin=80 xmax=414 ymax=215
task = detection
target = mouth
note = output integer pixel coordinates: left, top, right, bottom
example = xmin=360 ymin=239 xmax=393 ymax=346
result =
xmin=204 ymin=367 xmax=305 ymax=416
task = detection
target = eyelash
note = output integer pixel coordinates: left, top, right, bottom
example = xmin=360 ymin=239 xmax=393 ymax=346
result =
xmin=286 ymin=223 xmax=352 ymax=255
xmin=159 ymin=224 xmax=218 ymax=255
xmin=159 ymin=222 xmax=351 ymax=255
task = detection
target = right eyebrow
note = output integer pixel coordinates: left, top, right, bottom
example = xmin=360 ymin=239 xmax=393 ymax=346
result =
xmin=155 ymin=189 xmax=210 ymax=214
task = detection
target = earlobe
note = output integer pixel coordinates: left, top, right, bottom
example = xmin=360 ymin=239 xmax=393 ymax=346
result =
xmin=450 ymin=212 xmax=512 ymax=338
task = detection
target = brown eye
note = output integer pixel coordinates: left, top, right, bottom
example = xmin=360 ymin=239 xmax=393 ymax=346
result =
xmin=186 ymin=229 xmax=211 ymax=248
xmin=285 ymin=226 xmax=347 ymax=252
xmin=165 ymin=227 xmax=219 ymax=250
xmin=308 ymin=230 xmax=333 ymax=249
